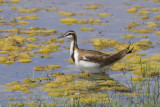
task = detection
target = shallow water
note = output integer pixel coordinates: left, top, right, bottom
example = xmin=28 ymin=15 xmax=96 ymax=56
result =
xmin=0 ymin=0 xmax=160 ymax=106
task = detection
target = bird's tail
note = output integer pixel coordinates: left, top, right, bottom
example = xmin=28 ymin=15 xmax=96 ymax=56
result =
xmin=126 ymin=42 xmax=134 ymax=54
xmin=104 ymin=42 xmax=134 ymax=65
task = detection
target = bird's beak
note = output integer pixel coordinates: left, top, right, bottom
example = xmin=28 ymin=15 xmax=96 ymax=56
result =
xmin=57 ymin=34 xmax=65 ymax=39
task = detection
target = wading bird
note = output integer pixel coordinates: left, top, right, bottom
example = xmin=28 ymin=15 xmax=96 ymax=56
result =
xmin=58 ymin=31 xmax=133 ymax=73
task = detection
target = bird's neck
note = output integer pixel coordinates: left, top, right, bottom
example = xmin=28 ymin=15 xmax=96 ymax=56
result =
xmin=70 ymin=34 xmax=78 ymax=62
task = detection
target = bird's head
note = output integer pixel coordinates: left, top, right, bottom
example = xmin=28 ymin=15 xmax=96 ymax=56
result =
xmin=58 ymin=30 xmax=76 ymax=40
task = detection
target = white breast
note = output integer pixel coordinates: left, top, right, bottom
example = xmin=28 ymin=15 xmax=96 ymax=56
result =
xmin=70 ymin=41 xmax=74 ymax=56
xmin=74 ymin=50 xmax=79 ymax=66
xmin=74 ymin=50 xmax=103 ymax=73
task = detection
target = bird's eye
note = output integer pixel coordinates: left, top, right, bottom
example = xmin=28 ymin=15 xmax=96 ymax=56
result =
xmin=67 ymin=33 xmax=72 ymax=36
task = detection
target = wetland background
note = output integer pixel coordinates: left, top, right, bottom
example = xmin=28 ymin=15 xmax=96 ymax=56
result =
xmin=0 ymin=0 xmax=160 ymax=106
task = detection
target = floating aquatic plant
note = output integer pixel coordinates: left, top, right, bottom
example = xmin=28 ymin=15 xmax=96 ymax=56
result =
xmin=11 ymin=6 xmax=16 ymax=10
xmin=18 ymin=8 xmax=40 ymax=13
xmin=46 ymin=8 xmax=58 ymax=11
xmin=98 ymin=13 xmax=112 ymax=17
xmin=131 ymin=77 xmax=146 ymax=82
xmin=155 ymin=31 xmax=160 ymax=36
xmin=132 ymin=28 xmax=155 ymax=33
xmin=110 ymin=62 xmax=126 ymax=71
xmin=80 ymin=27 xmax=94 ymax=31
xmin=126 ymin=22 xmax=140 ymax=30
xmin=66 ymin=58 xmax=74 ymax=64
xmin=76 ymin=19 xmax=88 ymax=24
xmin=11 ymin=0 xmax=20 ymax=3
xmin=43 ymin=72 xmax=129 ymax=103
xmin=154 ymin=15 xmax=160 ymax=20
xmin=34 ymin=44 xmax=60 ymax=55
xmin=16 ymin=14 xmax=39 ymax=20
xmin=60 ymin=18 xmax=102 ymax=25
xmin=4 ymin=81 xmax=31 ymax=93
xmin=34 ymin=64 xmax=61 ymax=71
xmin=89 ymin=38 xmax=118 ymax=50
xmin=18 ymin=58 xmax=32 ymax=63
xmin=84 ymin=4 xmax=101 ymax=9
xmin=0 ymin=56 xmax=7 ymax=63
xmin=126 ymin=5 xmax=142 ymax=14
xmin=138 ymin=8 xmax=150 ymax=15
xmin=123 ymin=34 xmax=135 ymax=39
xmin=4 ymin=77 xmax=44 ymax=93
xmin=60 ymin=18 xmax=78 ymax=25
xmin=88 ymin=18 xmax=102 ymax=24
xmin=58 ymin=11 xmax=75 ymax=17
xmin=146 ymin=22 xmax=157 ymax=28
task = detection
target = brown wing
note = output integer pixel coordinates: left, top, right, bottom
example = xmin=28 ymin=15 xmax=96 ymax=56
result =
xmin=78 ymin=44 xmax=134 ymax=67
xmin=78 ymin=49 xmax=111 ymax=65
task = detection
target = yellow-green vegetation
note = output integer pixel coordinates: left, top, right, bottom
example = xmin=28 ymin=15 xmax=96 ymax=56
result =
xmin=80 ymin=27 xmax=94 ymax=31
xmin=153 ymin=0 xmax=160 ymax=2
xmin=3 ymin=78 xmax=43 ymax=93
xmin=140 ymin=15 xmax=149 ymax=19
xmin=132 ymin=28 xmax=155 ymax=33
xmin=5 ymin=18 xmax=29 ymax=26
xmin=110 ymin=62 xmax=126 ymax=71
xmin=110 ymin=52 xmax=160 ymax=77
xmin=60 ymin=18 xmax=78 ymax=25
xmin=10 ymin=102 xmax=56 ymax=106
xmin=154 ymin=15 xmax=160 ymax=20
xmin=4 ymin=81 xmax=31 ymax=93
xmin=88 ymin=38 xmax=147 ymax=51
xmin=126 ymin=5 xmax=142 ymax=14
xmin=126 ymin=22 xmax=140 ymax=30
xmin=88 ymin=18 xmax=102 ymax=24
xmin=123 ymin=34 xmax=135 ymax=39
xmin=0 ymin=0 xmax=8 ymax=4
xmin=46 ymin=8 xmax=58 ymax=11
xmin=60 ymin=18 xmax=102 ymax=25
xmin=79 ymin=93 xmax=114 ymax=104
xmin=11 ymin=0 xmax=20 ymax=3
xmin=0 ymin=36 xmax=35 ymax=64
xmin=16 ymin=14 xmax=39 ymax=20
xmin=149 ymin=8 xmax=160 ymax=12
xmin=146 ymin=22 xmax=157 ymax=28
xmin=17 ymin=8 xmax=41 ymax=13
xmin=34 ymin=64 xmax=61 ymax=71
xmin=131 ymin=77 xmax=146 ymax=82
xmin=0 ymin=18 xmax=3 ymax=26
xmin=0 ymin=27 xmax=58 ymax=36
xmin=98 ymin=13 xmax=112 ymax=17
xmin=58 ymin=11 xmax=75 ymax=17
xmin=0 ymin=27 xmax=59 ymax=65
xmin=155 ymin=31 xmax=160 ymax=36
xmin=88 ymin=38 xmax=118 ymax=50
xmin=138 ymin=8 xmax=150 ymax=15
xmin=126 ymin=4 xmax=160 ymax=40
xmin=139 ymin=35 xmax=148 ymax=38
xmin=34 ymin=44 xmax=59 ymax=55
xmin=11 ymin=6 xmax=17 ymax=10
xmin=77 ymin=19 xmax=88 ymax=24
xmin=43 ymin=72 xmax=127 ymax=103
xmin=66 ymin=58 xmax=74 ymax=64
xmin=84 ymin=4 xmax=101 ymax=9
xmin=18 ymin=59 xmax=32 ymax=63
xmin=134 ymin=39 xmax=152 ymax=49
xmin=46 ymin=37 xmax=64 ymax=44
